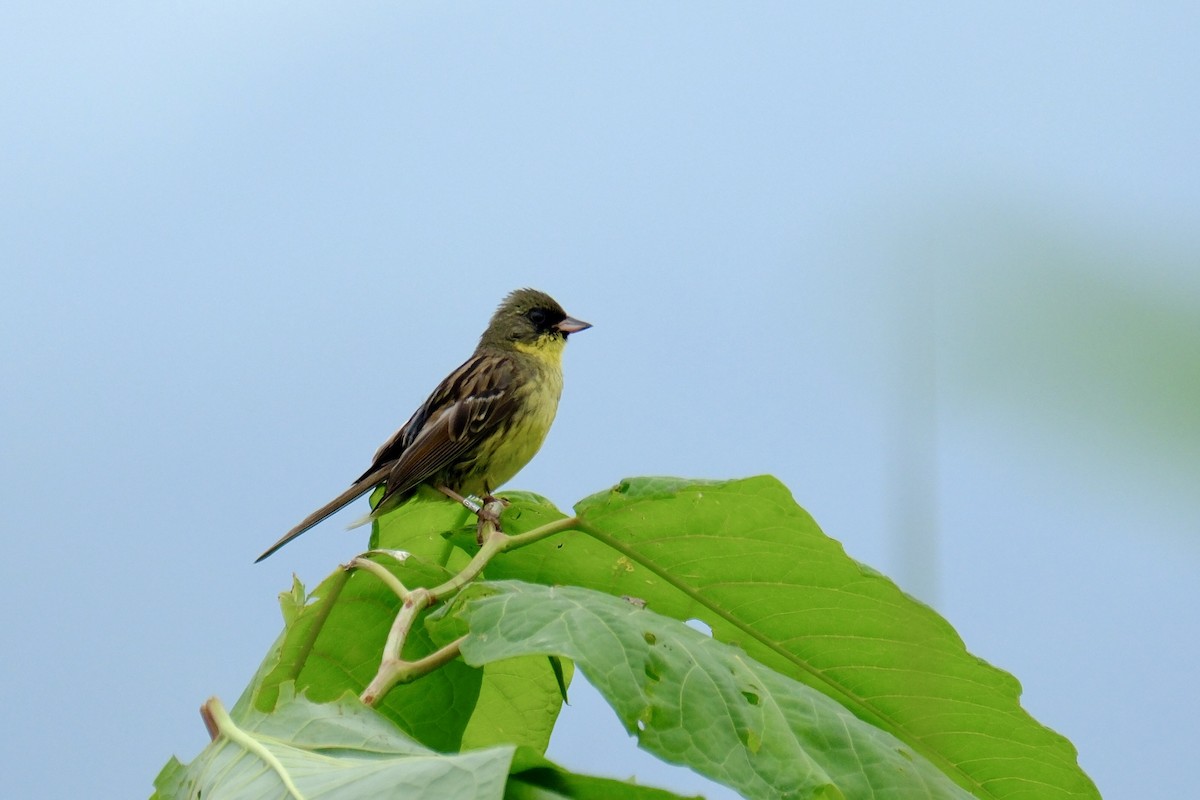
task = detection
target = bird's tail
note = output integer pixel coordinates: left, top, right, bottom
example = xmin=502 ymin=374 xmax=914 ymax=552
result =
xmin=255 ymin=469 xmax=386 ymax=562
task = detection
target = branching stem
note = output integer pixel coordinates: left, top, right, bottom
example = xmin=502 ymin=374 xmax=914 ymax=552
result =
xmin=357 ymin=511 xmax=580 ymax=706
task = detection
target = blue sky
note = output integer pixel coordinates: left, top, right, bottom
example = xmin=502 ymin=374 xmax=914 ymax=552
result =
xmin=3 ymin=5 xmax=1198 ymax=799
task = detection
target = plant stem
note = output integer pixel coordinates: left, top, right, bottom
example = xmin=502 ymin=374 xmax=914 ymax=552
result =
xmin=357 ymin=513 xmax=580 ymax=705
xmin=425 ymin=529 xmax=506 ymax=600
xmin=348 ymin=555 xmax=411 ymax=601
xmin=203 ymin=696 xmax=305 ymax=800
xmin=502 ymin=515 xmax=581 ymax=550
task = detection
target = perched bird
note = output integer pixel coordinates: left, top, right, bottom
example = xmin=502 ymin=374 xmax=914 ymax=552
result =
xmin=255 ymin=288 xmax=590 ymax=562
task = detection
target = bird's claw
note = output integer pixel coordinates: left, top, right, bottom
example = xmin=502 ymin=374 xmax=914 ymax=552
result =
xmin=475 ymin=496 xmax=507 ymax=544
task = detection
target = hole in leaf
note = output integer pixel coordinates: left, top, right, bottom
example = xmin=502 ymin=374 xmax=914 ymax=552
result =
xmin=741 ymin=690 xmax=761 ymax=706
xmin=685 ymin=618 xmax=713 ymax=637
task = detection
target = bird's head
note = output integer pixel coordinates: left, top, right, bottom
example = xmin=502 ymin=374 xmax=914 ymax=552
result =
xmin=480 ymin=288 xmax=591 ymax=357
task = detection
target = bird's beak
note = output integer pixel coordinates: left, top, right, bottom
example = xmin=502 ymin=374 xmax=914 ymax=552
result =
xmin=555 ymin=316 xmax=592 ymax=334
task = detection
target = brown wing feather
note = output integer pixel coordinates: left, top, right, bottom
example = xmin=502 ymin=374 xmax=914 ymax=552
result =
xmin=373 ymin=351 xmax=520 ymax=506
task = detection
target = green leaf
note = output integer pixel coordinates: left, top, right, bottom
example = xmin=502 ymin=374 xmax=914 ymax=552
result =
xmin=279 ymin=575 xmax=307 ymax=627
xmin=150 ymin=757 xmax=187 ymax=800
xmin=254 ymin=554 xmax=481 ymax=752
xmin=506 ymin=747 xmax=700 ymax=800
xmin=480 ymin=476 xmax=1097 ymax=799
xmin=458 ymin=653 xmax=573 ymax=754
xmin=152 ymin=688 xmax=513 ymax=800
xmin=443 ymin=581 xmax=975 ymax=800
xmin=254 ymin=544 xmax=568 ymax=755
xmin=369 ymin=484 xmax=474 ymax=565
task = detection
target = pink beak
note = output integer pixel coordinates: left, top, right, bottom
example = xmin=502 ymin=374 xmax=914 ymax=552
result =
xmin=555 ymin=316 xmax=592 ymax=334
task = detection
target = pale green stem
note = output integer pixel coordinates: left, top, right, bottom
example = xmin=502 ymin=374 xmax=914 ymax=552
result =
xmin=426 ymin=515 xmax=580 ymax=600
xmin=425 ymin=527 xmax=506 ymax=600
xmin=501 ymin=515 xmax=581 ymax=550
xmin=404 ymin=635 xmax=466 ymax=676
xmin=348 ymin=555 xmax=411 ymax=601
xmin=358 ymin=513 xmax=581 ymax=705
xmin=361 ymin=635 xmax=467 ymax=705
xmin=203 ymin=697 xmax=305 ymax=800
xmin=380 ymin=588 xmax=431 ymax=664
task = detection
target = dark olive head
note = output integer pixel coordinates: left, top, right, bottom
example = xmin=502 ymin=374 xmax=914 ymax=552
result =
xmin=480 ymin=288 xmax=592 ymax=349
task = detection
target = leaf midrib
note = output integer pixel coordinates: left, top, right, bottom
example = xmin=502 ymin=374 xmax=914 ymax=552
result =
xmin=575 ymin=516 xmax=986 ymax=800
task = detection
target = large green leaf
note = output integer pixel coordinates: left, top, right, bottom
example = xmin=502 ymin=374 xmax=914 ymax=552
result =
xmin=152 ymin=688 xmax=513 ymax=800
xmin=466 ymin=477 xmax=1096 ymax=800
xmin=441 ymin=581 xmax=976 ymax=800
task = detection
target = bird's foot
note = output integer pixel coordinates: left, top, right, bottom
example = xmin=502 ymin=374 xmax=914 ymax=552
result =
xmin=436 ymin=485 xmax=508 ymax=544
xmin=482 ymin=493 xmax=510 ymax=510
xmin=475 ymin=495 xmax=509 ymax=544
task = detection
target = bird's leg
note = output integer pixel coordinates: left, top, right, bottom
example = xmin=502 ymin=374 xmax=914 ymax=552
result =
xmin=437 ymin=485 xmax=506 ymax=543
xmin=437 ymin=484 xmax=481 ymax=514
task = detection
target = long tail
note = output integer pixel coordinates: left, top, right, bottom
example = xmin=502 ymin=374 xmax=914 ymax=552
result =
xmin=255 ymin=468 xmax=387 ymax=562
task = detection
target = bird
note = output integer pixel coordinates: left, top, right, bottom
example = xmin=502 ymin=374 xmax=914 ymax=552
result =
xmin=255 ymin=288 xmax=591 ymax=562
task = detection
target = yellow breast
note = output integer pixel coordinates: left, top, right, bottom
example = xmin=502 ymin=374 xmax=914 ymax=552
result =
xmin=466 ymin=340 xmax=565 ymax=494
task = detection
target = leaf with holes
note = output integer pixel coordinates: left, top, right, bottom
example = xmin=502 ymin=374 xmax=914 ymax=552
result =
xmin=473 ymin=476 xmax=1098 ymax=799
xmin=438 ymin=581 xmax=976 ymax=800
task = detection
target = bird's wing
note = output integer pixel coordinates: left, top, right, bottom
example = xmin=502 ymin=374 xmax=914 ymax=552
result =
xmin=256 ymin=353 xmax=516 ymax=563
xmin=372 ymin=351 xmax=520 ymax=505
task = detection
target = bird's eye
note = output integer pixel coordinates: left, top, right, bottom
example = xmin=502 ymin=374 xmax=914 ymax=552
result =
xmin=527 ymin=309 xmax=548 ymax=327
